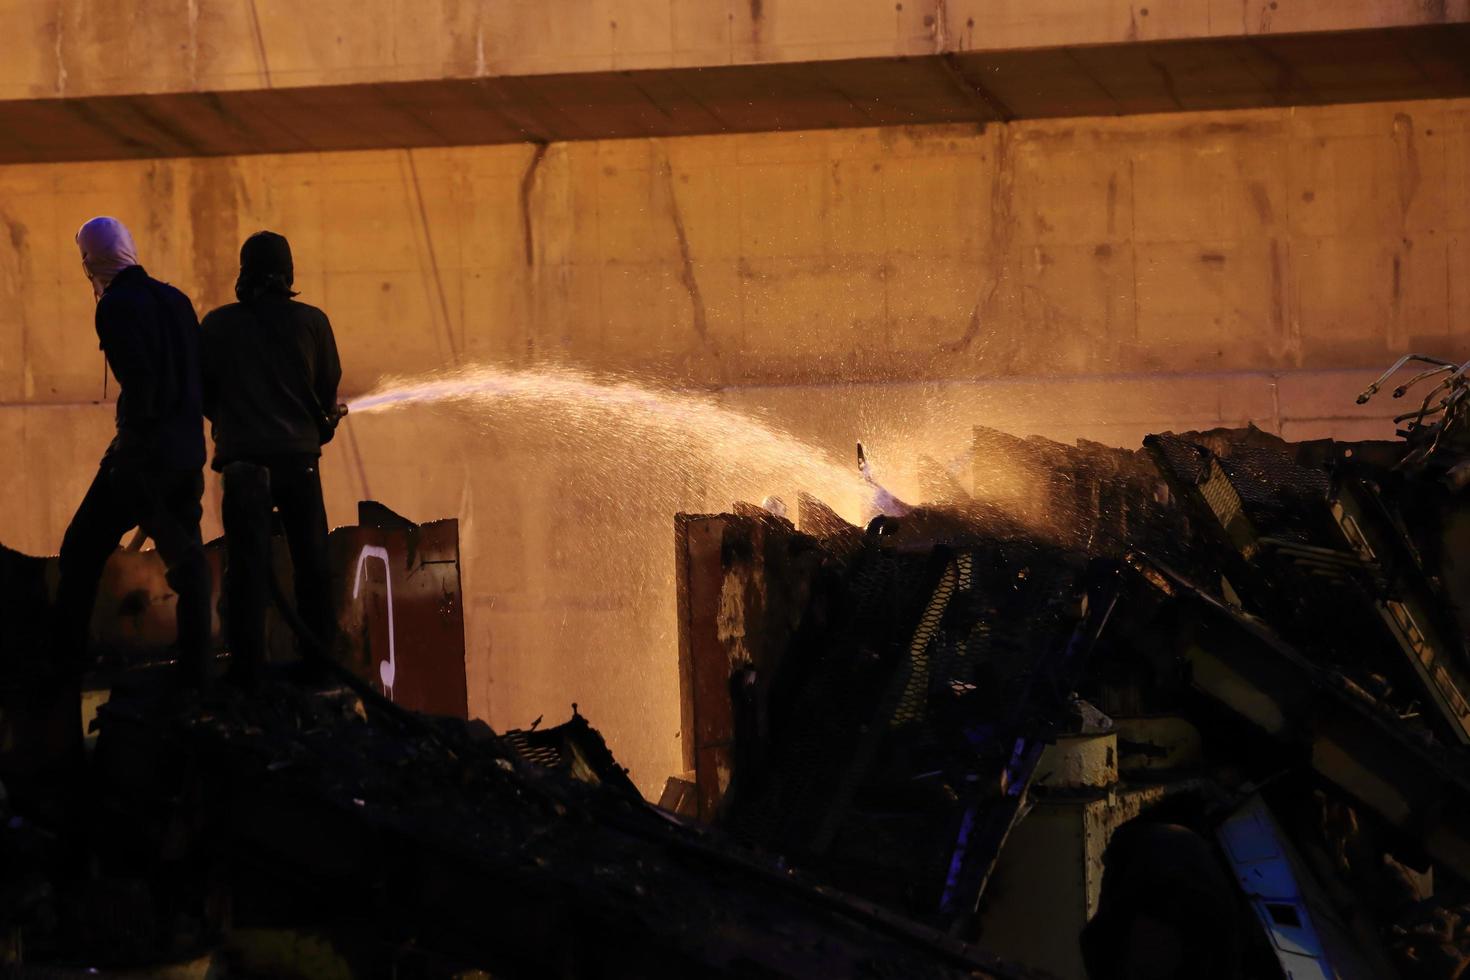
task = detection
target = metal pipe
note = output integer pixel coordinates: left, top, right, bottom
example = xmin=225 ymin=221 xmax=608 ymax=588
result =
xmin=1357 ymin=354 xmax=1458 ymax=404
xmin=1392 ymin=364 xmax=1457 ymax=398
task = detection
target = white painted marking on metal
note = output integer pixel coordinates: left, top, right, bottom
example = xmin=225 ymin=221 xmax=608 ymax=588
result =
xmin=353 ymin=545 xmax=397 ymax=701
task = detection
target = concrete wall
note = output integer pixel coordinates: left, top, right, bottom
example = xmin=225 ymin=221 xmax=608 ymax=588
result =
xmin=5 ymin=99 xmax=1467 ymax=397
xmin=2 ymin=97 xmax=1468 ymax=793
xmin=5 ymin=0 xmax=1464 ymax=101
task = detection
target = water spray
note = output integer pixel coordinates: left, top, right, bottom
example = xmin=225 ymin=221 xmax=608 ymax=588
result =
xmin=857 ymin=441 xmax=912 ymax=519
xmin=346 ymin=364 xmax=880 ymax=521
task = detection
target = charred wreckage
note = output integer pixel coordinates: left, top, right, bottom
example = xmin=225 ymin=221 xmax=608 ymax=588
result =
xmin=5 ymin=357 xmax=1470 ymax=977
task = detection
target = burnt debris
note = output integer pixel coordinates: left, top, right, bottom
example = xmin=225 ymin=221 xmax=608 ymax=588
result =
xmin=677 ymin=413 xmax=1470 ymax=978
xmin=76 ymin=680 xmax=1021 ymax=979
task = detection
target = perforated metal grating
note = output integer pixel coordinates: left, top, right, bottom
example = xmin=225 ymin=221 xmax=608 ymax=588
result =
xmin=1217 ymin=446 xmax=1332 ymax=544
xmin=503 ymin=732 xmax=564 ymax=770
xmin=891 ymin=557 xmax=965 ymax=729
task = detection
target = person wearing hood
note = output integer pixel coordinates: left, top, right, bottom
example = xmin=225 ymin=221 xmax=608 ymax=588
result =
xmin=56 ymin=217 xmax=211 ymax=687
xmin=201 ymin=231 xmax=343 ymax=687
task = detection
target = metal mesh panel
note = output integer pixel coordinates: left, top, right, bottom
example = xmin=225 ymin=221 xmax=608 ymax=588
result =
xmin=891 ymin=557 xmax=964 ymax=728
xmin=1148 ymin=434 xmax=1210 ymax=485
xmin=503 ymin=731 xmax=564 ymax=770
xmin=1199 ymin=463 xmax=1247 ymax=531
xmin=1217 ymin=447 xmax=1331 ymax=544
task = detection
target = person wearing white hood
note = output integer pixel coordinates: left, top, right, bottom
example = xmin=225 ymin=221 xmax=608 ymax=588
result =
xmin=54 ymin=217 xmax=212 ymax=689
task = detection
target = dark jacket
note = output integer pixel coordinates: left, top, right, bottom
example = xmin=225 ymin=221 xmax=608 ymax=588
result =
xmin=97 ymin=265 xmax=206 ymax=471
xmin=200 ymin=297 xmax=342 ymax=469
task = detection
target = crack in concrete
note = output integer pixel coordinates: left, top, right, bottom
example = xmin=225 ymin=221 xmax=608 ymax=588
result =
xmin=519 ymin=142 xmax=549 ymax=267
xmin=945 ymin=126 xmax=1015 ymax=355
xmin=248 ymin=0 xmax=273 ymax=88
xmin=1268 ymin=237 xmax=1288 ymax=352
xmin=659 ymin=152 xmax=713 ymax=353
xmin=405 ymin=150 xmax=461 ymax=365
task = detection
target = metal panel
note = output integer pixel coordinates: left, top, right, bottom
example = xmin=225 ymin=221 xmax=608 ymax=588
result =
xmin=1331 ymin=483 xmax=1470 ymax=745
xmin=675 ymin=514 xmax=735 ymax=820
xmin=1218 ymin=795 xmax=1377 ymax=980
xmin=331 ymin=502 xmax=468 ymax=719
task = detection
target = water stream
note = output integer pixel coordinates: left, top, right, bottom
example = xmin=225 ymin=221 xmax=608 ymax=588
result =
xmin=349 ymin=363 xmax=889 ymax=522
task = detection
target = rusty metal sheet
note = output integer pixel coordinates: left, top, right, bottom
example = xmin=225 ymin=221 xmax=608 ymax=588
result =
xmin=676 ymin=512 xmax=833 ymax=821
xmin=330 ymin=501 xmax=467 ymax=719
xmin=676 ymin=515 xmax=734 ymax=819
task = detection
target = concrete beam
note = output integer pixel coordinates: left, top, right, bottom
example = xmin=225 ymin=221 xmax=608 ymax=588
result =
xmin=6 ymin=0 xmax=1469 ymax=101
xmin=1 ymin=23 xmax=1468 ymax=163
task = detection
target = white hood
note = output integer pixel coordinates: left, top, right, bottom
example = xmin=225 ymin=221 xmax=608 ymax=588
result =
xmin=75 ymin=216 xmax=139 ymax=299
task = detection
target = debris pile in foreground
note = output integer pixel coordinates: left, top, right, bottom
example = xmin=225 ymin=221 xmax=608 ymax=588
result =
xmin=70 ymin=679 xmax=1024 ymax=978
xmin=0 ymin=503 xmax=1029 ymax=977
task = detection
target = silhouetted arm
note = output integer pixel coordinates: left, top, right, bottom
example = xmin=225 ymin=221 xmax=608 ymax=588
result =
xmin=315 ymin=310 xmax=343 ymax=444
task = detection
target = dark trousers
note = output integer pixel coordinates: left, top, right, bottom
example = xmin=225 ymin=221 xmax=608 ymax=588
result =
xmin=56 ymin=460 xmax=210 ymax=684
xmin=220 ymin=456 xmax=333 ymax=683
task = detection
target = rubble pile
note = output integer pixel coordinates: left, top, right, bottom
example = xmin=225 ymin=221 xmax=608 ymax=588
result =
xmin=677 ymin=415 xmax=1470 ymax=979
xmin=56 ymin=677 xmax=1024 ymax=978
